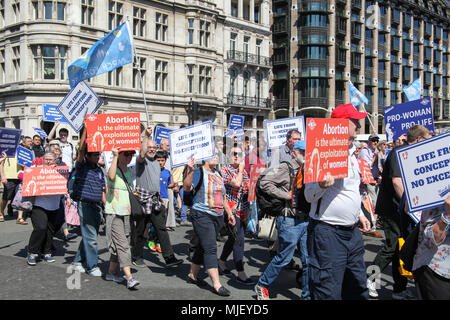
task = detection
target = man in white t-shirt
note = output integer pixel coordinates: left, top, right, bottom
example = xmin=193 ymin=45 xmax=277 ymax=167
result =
xmin=48 ymin=122 xmax=76 ymax=171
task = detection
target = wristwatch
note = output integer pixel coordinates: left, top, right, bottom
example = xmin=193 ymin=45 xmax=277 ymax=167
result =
xmin=441 ymin=213 xmax=450 ymax=231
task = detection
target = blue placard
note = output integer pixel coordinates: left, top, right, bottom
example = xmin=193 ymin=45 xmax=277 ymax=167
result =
xmin=154 ymin=126 xmax=173 ymax=146
xmin=0 ymin=127 xmax=22 ymax=157
xmin=33 ymin=127 xmax=48 ymax=138
xmin=16 ymin=145 xmax=34 ymax=167
xmin=384 ymin=97 xmax=434 ymax=142
xmin=43 ymin=104 xmax=69 ymax=123
xmin=228 ymin=114 xmax=245 ymax=130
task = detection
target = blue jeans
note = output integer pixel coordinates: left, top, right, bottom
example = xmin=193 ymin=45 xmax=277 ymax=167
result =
xmin=307 ymin=220 xmax=368 ymax=300
xmin=258 ymin=216 xmax=310 ymax=300
xmin=73 ymin=201 xmax=103 ymax=271
xmin=179 ymin=187 xmax=189 ymax=223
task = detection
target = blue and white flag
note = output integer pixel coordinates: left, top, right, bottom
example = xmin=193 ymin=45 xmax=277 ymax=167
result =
xmin=68 ymin=21 xmax=134 ymax=88
xmin=349 ymin=81 xmax=369 ymax=107
xmin=403 ymin=78 xmax=422 ymax=101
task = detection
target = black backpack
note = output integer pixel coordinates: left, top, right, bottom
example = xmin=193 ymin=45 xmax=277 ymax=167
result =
xmin=293 ymin=166 xmax=311 ymax=219
xmin=255 ymin=161 xmax=295 ymax=217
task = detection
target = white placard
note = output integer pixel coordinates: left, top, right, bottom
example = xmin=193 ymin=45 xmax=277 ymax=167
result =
xmin=397 ymin=131 xmax=450 ymax=213
xmin=264 ymin=116 xmax=305 ymax=149
xmin=169 ymin=121 xmax=215 ymax=168
xmin=57 ymin=81 xmax=103 ymax=132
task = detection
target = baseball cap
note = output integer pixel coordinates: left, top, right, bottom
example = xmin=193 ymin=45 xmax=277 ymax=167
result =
xmin=331 ymin=103 xmax=368 ymax=120
xmin=368 ymin=133 xmax=379 ymax=141
xmin=293 ymin=140 xmax=306 ymax=151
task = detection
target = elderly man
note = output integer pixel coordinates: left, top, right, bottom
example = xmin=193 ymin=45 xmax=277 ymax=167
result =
xmin=134 ymin=129 xmax=182 ymax=268
xmin=305 ymin=103 xmax=371 ymax=300
xmin=278 ymin=129 xmax=301 ymax=164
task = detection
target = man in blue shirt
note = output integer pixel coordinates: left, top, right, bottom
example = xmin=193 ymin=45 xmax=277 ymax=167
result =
xmin=71 ymin=121 xmax=106 ymax=277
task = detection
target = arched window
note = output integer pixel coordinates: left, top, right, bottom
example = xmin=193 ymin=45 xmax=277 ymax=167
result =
xmin=255 ymin=73 xmax=263 ymax=103
xmin=229 ymin=69 xmax=237 ymax=96
xmin=243 ymin=71 xmax=250 ymax=98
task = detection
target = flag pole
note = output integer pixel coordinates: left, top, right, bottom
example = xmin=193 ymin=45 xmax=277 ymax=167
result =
xmin=359 ymin=103 xmax=377 ymax=133
xmin=127 ymin=18 xmax=151 ymax=128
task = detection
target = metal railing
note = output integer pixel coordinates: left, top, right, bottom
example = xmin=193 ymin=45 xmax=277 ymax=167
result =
xmin=226 ymin=94 xmax=271 ymax=109
xmin=227 ymin=50 xmax=271 ymax=67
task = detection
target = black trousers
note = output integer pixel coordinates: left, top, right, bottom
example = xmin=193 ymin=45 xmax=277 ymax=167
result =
xmin=413 ymin=266 xmax=450 ymax=300
xmin=130 ymin=205 xmax=174 ymax=260
xmin=28 ymin=206 xmax=58 ymax=255
xmin=373 ymin=213 xmax=408 ymax=293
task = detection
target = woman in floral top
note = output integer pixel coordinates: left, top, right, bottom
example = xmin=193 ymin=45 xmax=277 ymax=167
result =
xmin=412 ymin=195 xmax=450 ymax=299
xmin=104 ymin=147 xmax=140 ymax=290
xmin=218 ymin=145 xmax=254 ymax=285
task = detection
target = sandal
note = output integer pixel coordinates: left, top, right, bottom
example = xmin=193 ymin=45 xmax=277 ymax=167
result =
xmin=0 ymin=215 xmax=4 ymax=222
xmin=16 ymin=218 xmax=28 ymax=225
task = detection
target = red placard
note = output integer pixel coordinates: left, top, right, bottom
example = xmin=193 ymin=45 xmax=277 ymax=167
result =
xmin=304 ymin=118 xmax=349 ymax=184
xmin=248 ymin=164 xmax=266 ymax=202
xmin=22 ymin=166 xmax=70 ymax=197
xmin=357 ymin=159 xmax=376 ymax=185
xmin=85 ymin=113 xmax=141 ymax=152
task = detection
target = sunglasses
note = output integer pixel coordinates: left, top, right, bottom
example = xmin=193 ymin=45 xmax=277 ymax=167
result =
xmin=232 ymin=152 xmax=243 ymax=157
xmin=122 ymin=152 xmax=134 ymax=157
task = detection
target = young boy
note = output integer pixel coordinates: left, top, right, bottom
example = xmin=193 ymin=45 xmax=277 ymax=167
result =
xmin=147 ymin=151 xmax=179 ymax=251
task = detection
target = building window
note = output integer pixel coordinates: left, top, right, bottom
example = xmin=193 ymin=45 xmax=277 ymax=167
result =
xmin=81 ymin=0 xmax=94 ymax=25
xmin=12 ymin=0 xmax=21 ymax=23
xmin=188 ymin=19 xmax=194 ymax=45
xmin=199 ymin=20 xmax=210 ymax=47
xmin=156 ymin=12 xmax=168 ymax=42
xmin=230 ymin=33 xmax=237 ymax=52
xmin=133 ymin=57 xmax=146 ymax=89
xmin=0 ymin=0 xmax=5 ymax=27
xmin=301 ymin=46 xmax=327 ymax=59
xmin=32 ymin=45 xmax=67 ymax=80
xmin=108 ymin=0 xmax=123 ymax=30
xmin=133 ymin=7 xmax=146 ymax=38
xmin=231 ymin=1 xmax=238 ymax=17
xmin=301 ymin=14 xmax=327 ymax=27
xmin=229 ymin=69 xmax=236 ymax=95
xmin=199 ymin=65 xmax=211 ymax=95
xmin=301 ymin=79 xmax=327 ymax=98
xmin=187 ymin=64 xmax=194 ymax=93
xmin=0 ymin=49 xmax=4 ymax=85
xmin=256 ymin=73 xmax=262 ymax=101
xmin=155 ymin=60 xmax=168 ymax=92
xmin=108 ymin=67 xmax=122 ymax=86
xmin=11 ymin=46 xmax=20 ymax=82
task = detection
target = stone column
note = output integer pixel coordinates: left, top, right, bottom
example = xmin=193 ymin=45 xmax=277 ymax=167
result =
xmin=250 ymin=0 xmax=254 ymax=22
xmin=238 ymin=0 xmax=243 ymax=19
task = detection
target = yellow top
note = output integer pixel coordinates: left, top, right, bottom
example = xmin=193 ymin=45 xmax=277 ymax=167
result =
xmin=3 ymin=158 xmax=21 ymax=179
xmin=172 ymin=166 xmax=184 ymax=186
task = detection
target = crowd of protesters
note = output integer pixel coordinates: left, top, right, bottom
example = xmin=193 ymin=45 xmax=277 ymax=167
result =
xmin=0 ymin=105 xmax=449 ymax=300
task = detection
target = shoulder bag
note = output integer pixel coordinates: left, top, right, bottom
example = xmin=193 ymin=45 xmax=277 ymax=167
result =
xmin=118 ymin=167 xmax=145 ymax=219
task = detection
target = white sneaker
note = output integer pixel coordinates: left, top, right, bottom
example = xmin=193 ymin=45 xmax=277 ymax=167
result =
xmin=87 ymin=267 xmax=102 ymax=277
xmin=71 ymin=263 xmax=86 ymax=273
xmin=392 ymin=290 xmax=415 ymax=300
xmin=367 ymin=279 xmax=378 ymax=298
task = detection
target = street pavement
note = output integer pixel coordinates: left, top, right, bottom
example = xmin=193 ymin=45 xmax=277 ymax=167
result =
xmin=0 ymin=214 xmax=416 ymax=301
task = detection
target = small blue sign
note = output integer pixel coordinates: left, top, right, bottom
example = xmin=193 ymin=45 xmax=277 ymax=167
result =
xmin=384 ymin=97 xmax=434 ymax=142
xmin=16 ymin=146 xmax=34 ymax=167
xmin=228 ymin=114 xmax=245 ymax=130
xmin=0 ymin=127 xmax=22 ymax=157
xmin=154 ymin=126 xmax=173 ymax=146
xmin=33 ymin=127 xmax=48 ymax=138
xmin=43 ymin=104 xmax=69 ymax=123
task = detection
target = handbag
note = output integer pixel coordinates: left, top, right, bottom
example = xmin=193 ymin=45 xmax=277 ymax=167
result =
xmin=118 ymin=167 xmax=145 ymax=218
xmin=11 ymin=183 xmax=33 ymax=212
xmin=65 ymin=200 xmax=80 ymax=226
xmin=220 ymin=214 xmax=238 ymax=239
xmin=258 ymin=214 xmax=278 ymax=241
